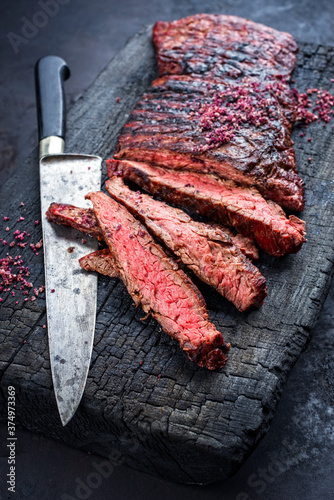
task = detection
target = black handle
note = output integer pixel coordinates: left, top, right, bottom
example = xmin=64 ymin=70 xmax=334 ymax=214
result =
xmin=35 ymin=56 xmax=70 ymax=142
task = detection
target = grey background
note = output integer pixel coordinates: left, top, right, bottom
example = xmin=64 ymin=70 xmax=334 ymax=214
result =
xmin=1 ymin=1 xmax=334 ymax=499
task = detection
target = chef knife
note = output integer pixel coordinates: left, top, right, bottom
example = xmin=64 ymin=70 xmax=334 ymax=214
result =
xmin=35 ymin=55 xmax=102 ymax=426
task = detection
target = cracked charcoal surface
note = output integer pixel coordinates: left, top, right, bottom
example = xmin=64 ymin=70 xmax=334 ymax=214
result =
xmin=1 ymin=28 xmax=334 ymax=484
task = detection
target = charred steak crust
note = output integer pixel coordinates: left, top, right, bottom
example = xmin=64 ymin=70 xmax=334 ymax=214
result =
xmin=113 ymin=14 xmax=305 ymax=211
xmin=153 ymin=14 xmax=298 ymax=80
xmin=114 ymin=74 xmax=304 ymax=211
xmin=85 ymin=191 xmax=230 ymax=370
xmin=105 ymin=176 xmax=267 ymax=311
xmin=46 ymin=202 xmax=259 ymax=260
xmin=79 ymin=249 xmax=118 ymax=278
xmin=107 ymin=159 xmax=306 ymax=257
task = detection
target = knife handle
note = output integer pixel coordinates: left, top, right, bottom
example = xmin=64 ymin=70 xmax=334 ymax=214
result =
xmin=35 ymin=56 xmax=70 ymax=158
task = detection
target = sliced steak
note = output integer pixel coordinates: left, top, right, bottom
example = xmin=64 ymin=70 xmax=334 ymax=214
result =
xmin=153 ymin=14 xmax=298 ymax=81
xmin=86 ymin=191 xmax=230 ymax=370
xmin=229 ymin=233 xmax=259 ymax=261
xmin=108 ymin=159 xmax=306 ymax=257
xmin=79 ymin=249 xmax=118 ymax=278
xmin=114 ymin=74 xmax=304 ymax=211
xmin=46 ymin=203 xmax=103 ymax=240
xmin=114 ymin=15 xmax=304 ymax=211
xmin=46 ymin=202 xmax=258 ymax=260
xmin=106 ymin=176 xmax=267 ymax=311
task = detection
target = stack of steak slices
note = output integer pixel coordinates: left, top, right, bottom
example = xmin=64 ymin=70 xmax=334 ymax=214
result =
xmin=46 ymin=14 xmax=307 ymax=369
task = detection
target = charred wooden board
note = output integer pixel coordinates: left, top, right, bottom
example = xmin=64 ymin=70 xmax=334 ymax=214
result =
xmin=1 ymin=26 xmax=334 ymax=484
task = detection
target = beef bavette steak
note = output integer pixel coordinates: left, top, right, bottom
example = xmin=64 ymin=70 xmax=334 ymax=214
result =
xmin=114 ymin=75 xmax=303 ymax=211
xmin=114 ymin=14 xmax=305 ymax=211
xmin=79 ymin=249 xmax=118 ymax=278
xmin=107 ymin=159 xmax=306 ymax=257
xmin=105 ymin=176 xmax=267 ymax=311
xmin=46 ymin=202 xmax=259 ymax=260
xmin=46 ymin=203 xmax=103 ymax=240
xmin=153 ymin=14 xmax=298 ymax=80
xmin=86 ymin=191 xmax=230 ymax=369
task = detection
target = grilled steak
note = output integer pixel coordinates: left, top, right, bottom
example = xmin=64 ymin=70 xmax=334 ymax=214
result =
xmin=86 ymin=191 xmax=230 ymax=369
xmin=107 ymin=159 xmax=306 ymax=257
xmin=114 ymin=75 xmax=304 ymax=211
xmin=230 ymin=233 xmax=259 ymax=261
xmin=106 ymin=176 xmax=267 ymax=311
xmin=114 ymin=14 xmax=304 ymax=211
xmin=153 ymin=14 xmax=298 ymax=81
xmin=79 ymin=249 xmax=118 ymax=278
xmin=46 ymin=203 xmax=103 ymax=240
xmin=46 ymin=202 xmax=259 ymax=260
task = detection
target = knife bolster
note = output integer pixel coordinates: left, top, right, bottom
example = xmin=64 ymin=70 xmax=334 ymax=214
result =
xmin=39 ymin=136 xmax=65 ymax=159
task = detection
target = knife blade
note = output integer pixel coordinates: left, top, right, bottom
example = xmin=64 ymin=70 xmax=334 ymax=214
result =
xmin=35 ymin=56 xmax=102 ymax=426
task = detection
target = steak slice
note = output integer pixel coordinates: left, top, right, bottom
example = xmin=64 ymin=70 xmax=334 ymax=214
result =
xmin=79 ymin=249 xmax=118 ymax=278
xmin=106 ymin=176 xmax=267 ymax=311
xmin=46 ymin=203 xmax=259 ymax=260
xmin=114 ymin=74 xmax=304 ymax=211
xmin=108 ymin=159 xmax=306 ymax=257
xmin=46 ymin=203 xmax=103 ymax=240
xmin=230 ymin=233 xmax=259 ymax=261
xmin=86 ymin=191 xmax=230 ymax=370
xmin=153 ymin=14 xmax=298 ymax=81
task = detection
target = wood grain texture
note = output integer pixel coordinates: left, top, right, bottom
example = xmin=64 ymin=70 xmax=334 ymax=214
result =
xmin=1 ymin=26 xmax=334 ymax=484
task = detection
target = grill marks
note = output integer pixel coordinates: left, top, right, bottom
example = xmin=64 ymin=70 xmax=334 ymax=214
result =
xmin=108 ymin=159 xmax=306 ymax=258
xmin=45 ymin=15 xmax=308 ymax=370
xmin=85 ymin=191 xmax=230 ymax=370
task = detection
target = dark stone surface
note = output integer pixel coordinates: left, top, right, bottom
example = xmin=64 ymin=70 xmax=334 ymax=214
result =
xmin=1 ymin=0 xmax=334 ymax=498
